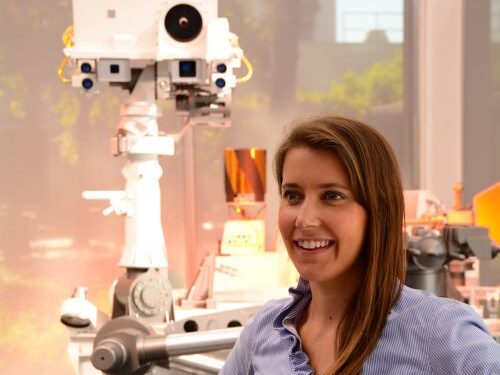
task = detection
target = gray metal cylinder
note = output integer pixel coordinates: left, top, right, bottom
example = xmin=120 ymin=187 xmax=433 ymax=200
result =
xmin=137 ymin=327 xmax=242 ymax=363
xmin=91 ymin=339 xmax=127 ymax=371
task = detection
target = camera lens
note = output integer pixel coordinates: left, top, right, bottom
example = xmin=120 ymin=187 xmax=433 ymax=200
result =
xmin=216 ymin=64 xmax=227 ymax=73
xmin=82 ymin=78 xmax=94 ymax=90
xmin=215 ymin=78 xmax=226 ymax=88
xmin=165 ymin=4 xmax=202 ymax=42
xmin=81 ymin=62 xmax=92 ymax=73
xmin=179 ymin=60 xmax=196 ymax=77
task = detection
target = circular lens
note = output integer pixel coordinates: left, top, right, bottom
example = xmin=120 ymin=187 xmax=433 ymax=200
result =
xmin=216 ymin=63 xmax=227 ymax=73
xmin=215 ymin=78 xmax=226 ymax=88
xmin=82 ymin=78 xmax=94 ymax=90
xmin=179 ymin=16 xmax=189 ymax=28
xmin=165 ymin=4 xmax=202 ymax=42
xmin=81 ymin=62 xmax=92 ymax=73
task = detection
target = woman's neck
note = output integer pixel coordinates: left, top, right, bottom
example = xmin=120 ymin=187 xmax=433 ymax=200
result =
xmin=308 ymin=281 xmax=356 ymax=324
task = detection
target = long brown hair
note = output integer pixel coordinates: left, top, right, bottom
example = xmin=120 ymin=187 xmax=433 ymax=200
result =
xmin=274 ymin=115 xmax=406 ymax=375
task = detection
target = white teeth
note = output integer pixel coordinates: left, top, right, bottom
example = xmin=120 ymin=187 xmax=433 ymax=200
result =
xmin=296 ymin=240 xmax=331 ymax=250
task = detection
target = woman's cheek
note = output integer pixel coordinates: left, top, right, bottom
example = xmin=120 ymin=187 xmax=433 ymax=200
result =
xmin=278 ymin=207 xmax=295 ymax=238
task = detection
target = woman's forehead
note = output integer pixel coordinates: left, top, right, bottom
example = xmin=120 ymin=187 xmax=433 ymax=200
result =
xmin=282 ymin=147 xmax=351 ymax=186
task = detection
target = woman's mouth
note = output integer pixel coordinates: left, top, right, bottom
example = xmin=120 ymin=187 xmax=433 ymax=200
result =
xmin=294 ymin=240 xmax=335 ymax=252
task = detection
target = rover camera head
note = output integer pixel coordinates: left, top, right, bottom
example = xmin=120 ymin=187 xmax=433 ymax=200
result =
xmin=67 ymin=0 xmax=241 ymax=124
xmin=70 ymin=0 xmax=218 ymax=60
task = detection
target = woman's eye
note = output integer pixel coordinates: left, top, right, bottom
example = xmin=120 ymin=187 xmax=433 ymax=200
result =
xmin=324 ymin=191 xmax=343 ymax=201
xmin=283 ymin=190 xmax=301 ymax=202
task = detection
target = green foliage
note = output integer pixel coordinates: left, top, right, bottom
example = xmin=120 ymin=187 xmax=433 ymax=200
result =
xmin=199 ymin=128 xmax=225 ymax=145
xmin=88 ymin=92 xmax=120 ymax=126
xmin=221 ymin=0 xmax=318 ymax=98
xmin=234 ymin=91 xmax=270 ymax=110
xmin=2 ymin=72 xmax=23 ymax=91
xmin=5 ymin=1 xmax=71 ymax=30
xmin=53 ymin=130 xmax=79 ymax=165
xmin=9 ymin=100 xmax=26 ymax=119
xmin=0 ymin=305 xmax=69 ymax=372
xmin=0 ymin=48 xmax=27 ymax=120
xmin=43 ymin=89 xmax=81 ymax=165
xmin=222 ymin=1 xmax=275 ymax=44
xmin=0 ymin=264 xmax=27 ymax=286
xmin=296 ymin=48 xmax=403 ymax=116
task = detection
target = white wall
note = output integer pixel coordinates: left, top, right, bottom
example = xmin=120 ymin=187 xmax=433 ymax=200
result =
xmin=417 ymin=0 xmax=464 ymax=208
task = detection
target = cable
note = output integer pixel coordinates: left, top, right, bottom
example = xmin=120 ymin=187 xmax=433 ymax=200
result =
xmin=238 ymin=54 xmax=254 ymax=83
xmin=229 ymin=33 xmax=253 ymax=83
xmin=58 ymin=25 xmax=74 ymax=83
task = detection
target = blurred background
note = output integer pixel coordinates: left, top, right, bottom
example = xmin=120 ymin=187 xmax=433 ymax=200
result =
xmin=0 ymin=0 xmax=499 ymax=373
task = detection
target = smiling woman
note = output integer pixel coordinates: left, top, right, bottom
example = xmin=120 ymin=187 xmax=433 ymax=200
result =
xmin=220 ymin=115 xmax=500 ymax=375
xmin=278 ymin=147 xmax=368 ymax=291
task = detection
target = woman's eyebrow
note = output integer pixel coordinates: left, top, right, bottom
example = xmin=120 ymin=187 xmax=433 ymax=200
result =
xmin=282 ymin=182 xmax=351 ymax=190
xmin=281 ymin=183 xmax=300 ymax=189
xmin=318 ymin=183 xmax=351 ymax=190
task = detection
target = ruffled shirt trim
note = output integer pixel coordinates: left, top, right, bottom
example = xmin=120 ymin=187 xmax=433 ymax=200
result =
xmin=273 ymin=277 xmax=314 ymax=374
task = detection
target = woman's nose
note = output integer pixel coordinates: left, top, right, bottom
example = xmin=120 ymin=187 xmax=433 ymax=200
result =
xmin=295 ymin=201 xmax=321 ymax=228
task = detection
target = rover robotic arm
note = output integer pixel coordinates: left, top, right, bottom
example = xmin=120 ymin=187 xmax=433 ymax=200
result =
xmin=58 ymin=1 xmax=253 ymax=374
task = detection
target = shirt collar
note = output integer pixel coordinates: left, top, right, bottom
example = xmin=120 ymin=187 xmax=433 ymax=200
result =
xmin=272 ymin=277 xmax=314 ymax=373
xmin=273 ymin=277 xmax=312 ymax=331
xmin=288 ymin=276 xmax=311 ymax=298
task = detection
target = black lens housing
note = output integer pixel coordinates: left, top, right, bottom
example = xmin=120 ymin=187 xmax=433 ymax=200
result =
xmin=81 ymin=62 xmax=92 ymax=73
xmin=165 ymin=4 xmax=202 ymax=42
xmin=179 ymin=60 xmax=197 ymax=77
xmin=216 ymin=63 xmax=227 ymax=73
xmin=82 ymin=78 xmax=94 ymax=90
xmin=215 ymin=78 xmax=226 ymax=88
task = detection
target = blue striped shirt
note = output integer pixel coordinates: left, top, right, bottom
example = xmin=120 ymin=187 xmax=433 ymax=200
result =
xmin=220 ymin=278 xmax=500 ymax=374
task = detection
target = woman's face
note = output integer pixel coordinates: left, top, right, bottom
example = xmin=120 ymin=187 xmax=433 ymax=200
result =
xmin=278 ymin=146 xmax=368 ymax=286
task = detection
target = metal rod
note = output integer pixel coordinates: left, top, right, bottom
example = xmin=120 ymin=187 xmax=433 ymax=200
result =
xmin=138 ymin=327 xmax=242 ymax=363
xmin=170 ymin=354 xmax=225 ymax=374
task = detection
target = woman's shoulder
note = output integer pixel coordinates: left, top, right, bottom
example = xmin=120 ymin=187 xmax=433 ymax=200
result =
xmin=385 ymin=285 xmax=495 ymax=349
xmin=374 ymin=286 xmax=500 ymax=374
xmin=390 ymin=285 xmax=480 ymax=321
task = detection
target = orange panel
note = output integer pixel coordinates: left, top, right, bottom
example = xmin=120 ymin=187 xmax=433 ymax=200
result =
xmin=447 ymin=210 xmax=474 ymax=225
xmin=473 ymin=182 xmax=500 ymax=245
